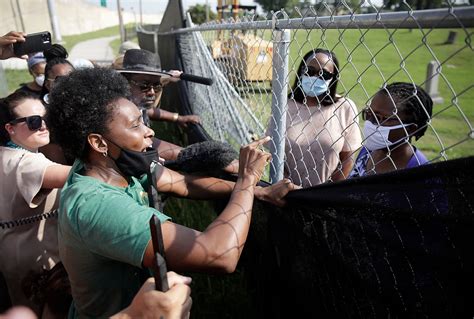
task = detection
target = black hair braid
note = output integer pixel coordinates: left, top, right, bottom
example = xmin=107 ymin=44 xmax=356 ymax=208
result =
xmin=381 ymin=82 xmax=433 ymax=140
xmin=43 ymin=43 xmax=69 ymax=62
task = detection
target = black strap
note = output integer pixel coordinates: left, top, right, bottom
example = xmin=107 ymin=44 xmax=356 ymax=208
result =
xmin=0 ymin=209 xmax=58 ymax=230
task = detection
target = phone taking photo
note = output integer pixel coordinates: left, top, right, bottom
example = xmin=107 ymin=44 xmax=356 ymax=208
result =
xmin=13 ymin=31 xmax=52 ymax=56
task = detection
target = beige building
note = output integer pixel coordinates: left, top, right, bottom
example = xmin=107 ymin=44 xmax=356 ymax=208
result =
xmin=0 ymin=0 xmax=162 ymax=36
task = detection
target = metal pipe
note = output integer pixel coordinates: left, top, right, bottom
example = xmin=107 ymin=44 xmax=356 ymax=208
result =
xmin=116 ymin=0 xmax=126 ymax=42
xmin=158 ymin=6 xmax=474 ymax=35
xmin=46 ymin=0 xmax=62 ymax=42
xmin=269 ymin=29 xmax=290 ymax=183
xmin=15 ymin=0 xmax=25 ymax=32
xmin=139 ymin=0 xmax=143 ymax=26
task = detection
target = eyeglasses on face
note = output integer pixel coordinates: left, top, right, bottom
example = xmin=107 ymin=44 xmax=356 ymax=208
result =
xmin=129 ymin=80 xmax=163 ymax=92
xmin=9 ymin=115 xmax=44 ymax=131
xmin=305 ymin=67 xmax=334 ymax=81
xmin=47 ymin=75 xmax=66 ymax=82
xmin=362 ymin=108 xmax=403 ymax=125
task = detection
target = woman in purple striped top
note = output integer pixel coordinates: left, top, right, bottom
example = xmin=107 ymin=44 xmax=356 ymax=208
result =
xmin=350 ymin=82 xmax=433 ymax=177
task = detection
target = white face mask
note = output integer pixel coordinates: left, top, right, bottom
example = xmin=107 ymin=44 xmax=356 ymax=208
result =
xmin=35 ymin=74 xmax=45 ymax=87
xmin=363 ymin=120 xmax=414 ymax=151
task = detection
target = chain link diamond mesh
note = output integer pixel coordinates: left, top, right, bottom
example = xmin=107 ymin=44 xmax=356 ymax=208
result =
xmin=171 ymin=1 xmax=473 ymax=187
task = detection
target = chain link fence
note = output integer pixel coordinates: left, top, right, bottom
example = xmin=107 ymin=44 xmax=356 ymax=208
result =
xmin=151 ymin=2 xmax=474 ymax=317
xmin=163 ymin=1 xmax=473 ymax=187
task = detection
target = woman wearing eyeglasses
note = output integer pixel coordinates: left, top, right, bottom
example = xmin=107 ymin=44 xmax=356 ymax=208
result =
xmin=40 ymin=44 xmax=75 ymax=105
xmin=0 ymin=91 xmax=70 ymax=315
xmin=349 ymin=82 xmax=433 ymax=177
xmin=37 ymin=44 xmax=75 ymax=165
xmin=277 ymin=49 xmax=362 ymax=187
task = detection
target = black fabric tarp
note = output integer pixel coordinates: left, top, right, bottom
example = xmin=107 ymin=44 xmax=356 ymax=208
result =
xmin=245 ymin=155 xmax=474 ymax=318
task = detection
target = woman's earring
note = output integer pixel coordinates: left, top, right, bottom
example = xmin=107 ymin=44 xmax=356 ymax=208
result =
xmin=103 ymin=150 xmax=108 ymax=157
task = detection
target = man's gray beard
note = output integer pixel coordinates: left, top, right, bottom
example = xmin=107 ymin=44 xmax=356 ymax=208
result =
xmin=138 ymin=99 xmax=155 ymax=110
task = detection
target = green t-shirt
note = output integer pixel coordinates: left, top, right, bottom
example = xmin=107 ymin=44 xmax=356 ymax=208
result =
xmin=58 ymin=160 xmax=170 ymax=318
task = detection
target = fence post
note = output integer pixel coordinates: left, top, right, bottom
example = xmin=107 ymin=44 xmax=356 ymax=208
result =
xmin=425 ymin=60 xmax=444 ymax=104
xmin=269 ymin=29 xmax=290 ymax=183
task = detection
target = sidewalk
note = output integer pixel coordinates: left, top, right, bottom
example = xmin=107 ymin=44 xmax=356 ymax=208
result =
xmin=69 ymin=35 xmax=119 ymax=64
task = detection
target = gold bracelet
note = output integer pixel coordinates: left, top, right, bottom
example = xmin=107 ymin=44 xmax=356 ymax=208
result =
xmin=172 ymin=113 xmax=179 ymax=122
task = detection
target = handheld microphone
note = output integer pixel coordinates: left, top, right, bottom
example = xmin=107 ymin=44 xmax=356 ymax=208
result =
xmin=164 ymin=140 xmax=238 ymax=174
xmin=179 ymin=73 xmax=213 ymax=86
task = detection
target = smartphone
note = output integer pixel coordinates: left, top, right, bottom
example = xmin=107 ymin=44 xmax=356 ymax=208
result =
xmin=13 ymin=31 xmax=52 ymax=56
xmin=149 ymin=215 xmax=169 ymax=292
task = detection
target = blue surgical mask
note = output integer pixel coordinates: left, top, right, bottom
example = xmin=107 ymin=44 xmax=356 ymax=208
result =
xmin=301 ymin=75 xmax=331 ymax=98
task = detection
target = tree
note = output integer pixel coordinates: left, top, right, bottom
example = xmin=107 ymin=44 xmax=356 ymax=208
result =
xmin=254 ymin=0 xmax=300 ymax=15
xmin=385 ymin=0 xmax=445 ymax=10
xmin=188 ymin=4 xmax=217 ymax=24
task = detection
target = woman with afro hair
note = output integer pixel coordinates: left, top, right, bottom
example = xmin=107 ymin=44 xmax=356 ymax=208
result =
xmin=46 ymin=67 xmax=294 ymax=318
xmin=349 ymin=82 xmax=433 ymax=177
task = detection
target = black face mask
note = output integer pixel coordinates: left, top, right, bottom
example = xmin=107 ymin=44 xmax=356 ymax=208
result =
xmin=105 ymin=138 xmax=158 ymax=178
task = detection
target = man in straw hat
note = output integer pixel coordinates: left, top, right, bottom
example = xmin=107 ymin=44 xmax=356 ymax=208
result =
xmin=116 ymin=49 xmax=200 ymax=130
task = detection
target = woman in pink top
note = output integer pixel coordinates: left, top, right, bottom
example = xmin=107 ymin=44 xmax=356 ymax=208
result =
xmin=282 ymin=49 xmax=362 ymax=187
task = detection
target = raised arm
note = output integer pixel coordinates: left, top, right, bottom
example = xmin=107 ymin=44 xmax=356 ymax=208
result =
xmin=154 ymin=146 xmax=295 ymax=204
xmin=154 ymin=160 xmax=236 ymax=199
xmin=147 ymin=108 xmax=201 ymax=129
xmin=144 ymin=137 xmax=271 ymax=273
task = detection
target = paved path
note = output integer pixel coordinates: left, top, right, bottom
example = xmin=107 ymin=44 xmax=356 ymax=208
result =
xmin=69 ymin=35 xmax=119 ymax=63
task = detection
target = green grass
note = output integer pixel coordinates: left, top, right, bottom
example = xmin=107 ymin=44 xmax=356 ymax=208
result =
xmin=4 ymin=69 xmax=30 ymax=93
xmin=288 ymin=27 xmax=474 ymax=160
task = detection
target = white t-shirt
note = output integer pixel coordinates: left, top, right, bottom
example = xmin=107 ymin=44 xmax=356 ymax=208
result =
xmin=0 ymin=147 xmax=60 ymax=310
xmin=283 ymin=97 xmax=362 ymax=187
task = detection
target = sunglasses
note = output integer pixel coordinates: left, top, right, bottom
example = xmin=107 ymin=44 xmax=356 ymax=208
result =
xmin=9 ymin=115 xmax=44 ymax=131
xmin=130 ymin=80 xmax=163 ymax=93
xmin=305 ymin=67 xmax=334 ymax=81
xmin=362 ymin=108 xmax=402 ymax=125
xmin=47 ymin=75 xmax=66 ymax=83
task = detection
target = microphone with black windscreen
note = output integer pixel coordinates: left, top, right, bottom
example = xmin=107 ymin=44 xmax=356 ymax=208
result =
xmin=164 ymin=140 xmax=238 ymax=175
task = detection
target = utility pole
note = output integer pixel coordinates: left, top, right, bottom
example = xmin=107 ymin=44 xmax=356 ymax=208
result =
xmin=116 ymin=0 xmax=125 ymax=42
xmin=139 ymin=0 xmax=143 ymax=25
xmin=14 ymin=0 xmax=26 ymax=31
xmin=46 ymin=0 xmax=62 ymax=42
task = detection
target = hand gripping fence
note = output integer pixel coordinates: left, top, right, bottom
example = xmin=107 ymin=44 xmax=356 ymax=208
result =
xmin=155 ymin=3 xmax=474 ymax=317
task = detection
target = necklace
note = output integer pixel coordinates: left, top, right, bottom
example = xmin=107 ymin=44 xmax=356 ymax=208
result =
xmin=5 ymin=141 xmax=34 ymax=152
